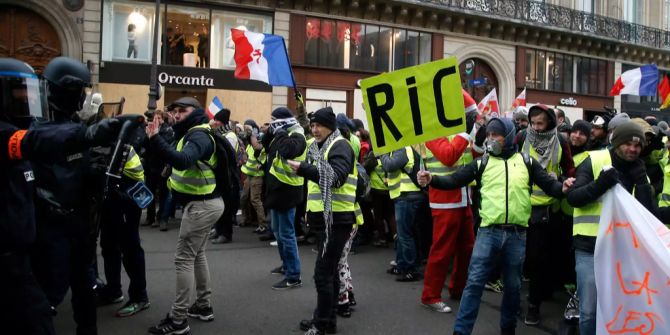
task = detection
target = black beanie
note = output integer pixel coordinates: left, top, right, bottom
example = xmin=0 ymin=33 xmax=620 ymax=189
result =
xmin=611 ymin=121 xmax=646 ymax=149
xmin=309 ymin=107 xmax=337 ymax=131
xmin=271 ymin=107 xmax=293 ymax=120
xmin=214 ymin=108 xmax=231 ymax=124
xmin=244 ymin=119 xmax=259 ymax=130
xmin=571 ymin=120 xmax=592 ymax=136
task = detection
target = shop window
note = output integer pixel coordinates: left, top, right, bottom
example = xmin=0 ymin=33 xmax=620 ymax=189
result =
xmin=305 ymin=88 xmax=347 ymax=115
xmin=208 ymin=10 xmax=272 ymax=69
xmin=163 ymin=5 xmax=209 ymax=67
xmin=393 ymin=29 xmax=407 ymax=70
xmin=102 ymin=0 xmax=159 ymax=63
xmin=419 ymin=33 xmax=431 ymax=65
xmin=361 ymin=24 xmax=379 ymax=71
xmin=536 ymin=51 xmax=546 ymax=90
xmin=525 ymin=49 xmax=537 ymax=89
xmin=377 ymin=27 xmax=392 ymax=72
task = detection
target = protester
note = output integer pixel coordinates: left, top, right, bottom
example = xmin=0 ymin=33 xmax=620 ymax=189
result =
xmin=210 ymin=108 xmax=240 ymax=244
xmin=239 ymin=119 xmax=268 ymax=233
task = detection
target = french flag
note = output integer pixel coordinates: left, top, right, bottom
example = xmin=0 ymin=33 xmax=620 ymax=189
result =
xmin=231 ymin=29 xmax=295 ymax=87
xmin=207 ymin=96 xmax=223 ymax=120
xmin=610 ymin=64 xmax=659 ymax=96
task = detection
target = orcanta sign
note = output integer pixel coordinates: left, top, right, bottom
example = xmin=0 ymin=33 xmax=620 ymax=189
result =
xmin=158 ymin=72 xmax=214 ymax=87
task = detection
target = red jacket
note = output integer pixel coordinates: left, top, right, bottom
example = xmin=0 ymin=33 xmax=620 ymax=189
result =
xmin=425 ymin=135 xmax=472 ymax=208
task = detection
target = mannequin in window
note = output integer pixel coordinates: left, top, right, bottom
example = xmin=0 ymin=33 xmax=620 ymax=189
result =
xmin=197 ymin=26 xmax=209 ymax=68
xmin=127 ymin=23 xmax=138 ymax=58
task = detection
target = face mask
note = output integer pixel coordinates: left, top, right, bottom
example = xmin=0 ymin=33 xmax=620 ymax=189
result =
xmin=485 ymin=138 xmax=502 ymax=156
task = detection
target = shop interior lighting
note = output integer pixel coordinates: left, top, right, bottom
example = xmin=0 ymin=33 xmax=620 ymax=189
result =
xmin=128 ymin=8 xmax=148 ymax=33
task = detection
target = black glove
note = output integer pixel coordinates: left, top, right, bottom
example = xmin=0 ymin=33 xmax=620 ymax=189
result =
xmin=595 ymin=167 xmax=620 ymax=191
xmin=628 ymin=160 xmax=649 ymax=185
xmin=86 ymin=118 xmax=121 ymax=144
xmin=475 ymin=125 xmax=487 ymax=147
xmin=274 ymin=127 xmax=288 ymax=137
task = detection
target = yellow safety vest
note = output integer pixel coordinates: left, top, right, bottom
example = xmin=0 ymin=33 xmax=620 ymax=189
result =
xmin=561 ymin=150 xmax=589 ymax=216
xmin=306 ymin=136 xmax=358 ymax=213
xmin=122 ymin=146 xmax=144 ymax=182
xmin=572 ymin=150 xmax=611 ymax=237
xmin=240 ymin=144 xmax=266 ymax=177
xmin=424 ymin=135 xmax=473 ymax=208
xmin=658 ymin=158 xmax=670 ymax=208
xmin=269 ymin=129 xmax=308 ymax=186
xmin=386 ymin=147 xmax=420 ymax=200
xmin=369 ymin=160 xmax=388 ymax=191
xmin=525 ymin=143 xmax=562 ymax=207
xmin=168 ymin=124 xmax=218 ymax=195
xmin=479 ymin=153 xmax=532 ymax=227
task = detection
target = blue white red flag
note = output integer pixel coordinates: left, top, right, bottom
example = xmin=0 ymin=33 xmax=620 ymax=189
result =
xmin=207 ymin=96 xmax=223 ymax=120
xmin=231 ymin=29 xmax=295 ymax=87
xmin=610 ymin=64 xmax=659 ymax=96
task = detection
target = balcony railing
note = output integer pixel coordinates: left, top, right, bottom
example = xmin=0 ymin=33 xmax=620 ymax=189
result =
xmin=415 ymin=0 xmax=670 ymax=50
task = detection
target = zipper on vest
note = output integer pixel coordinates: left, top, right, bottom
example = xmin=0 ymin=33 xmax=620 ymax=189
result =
xmin=504 ymin=159 xmax=509 ymax=224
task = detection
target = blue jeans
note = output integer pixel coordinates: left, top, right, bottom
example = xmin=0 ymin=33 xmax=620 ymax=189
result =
xmin=271 ymin=208 xmax=301 ymax=281
xmin=454 ymin=226 xmax=526 ymax=335
xmin=575 ymin=249 xmax=597 ymax=335
xmin=394 ymin=197 xmax=421 ymax=272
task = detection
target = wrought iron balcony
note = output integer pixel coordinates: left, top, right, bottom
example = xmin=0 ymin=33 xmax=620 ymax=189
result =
xmin=415 ymin=0 xmax=670 ymax=50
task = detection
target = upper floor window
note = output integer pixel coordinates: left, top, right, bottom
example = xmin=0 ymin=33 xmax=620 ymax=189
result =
xmin=623 ymin=0 xmax=642 ymax=24
xmin=525 ymin=48 xmax=608 ymax=96
xmin=576 ymin=0 xmax=594 ymax=13
xmin=102 ymin=0 xmax=159 ymax=63
xmin=304 ymin=17 xmax=431 ymax=72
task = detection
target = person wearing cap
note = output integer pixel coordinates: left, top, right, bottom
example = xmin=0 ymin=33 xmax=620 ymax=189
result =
xmin=209 ymin=108 xmax=241 ymax=244
xmin=589 ymin=115 xmax=610 ymax=150
xmin=567 ymin=120 xmax=658 ymax=335
xmin=145 ymin=96 xmax=225 ymax=334
xmin=286 ymin=107 xmax=356 ymax=335
xmin=513 ymin=106 xmax=529 ymax=133
xmin=261 ymin=106 xmax=308 ymax=290
xmin=605 ymin=113 xmax=630 ymax=145
xmin=515 ymin=104 xmax=575 ymax=326
xmin=239 ymin=119 xmax=269 ymax=234
xmin=417 ymin=117 xmax=574 ymax=335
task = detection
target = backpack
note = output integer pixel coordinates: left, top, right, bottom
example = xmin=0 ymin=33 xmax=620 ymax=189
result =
xmin=401 ymin=146 xmax=428 ymax=192
xmin=186 ymin=127 xmax=240 ymax=196
xmin=355 ymin=161 xmax=371 ymax=202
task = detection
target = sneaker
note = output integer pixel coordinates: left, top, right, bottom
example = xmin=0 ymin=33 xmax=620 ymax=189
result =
xmin=337 ymin=304 xmax=352 ymax=318
xmin=299 ymin=319 xmax=336 ymax=333
xmin=272 ymin=278 xmax=302 ymax=290
xmin=389 ymin=260 xmax=397 ymax=266
xmin=270 ymin=266 xmax=285 ymax=275
xmin=212 ymin=236 xmax=231 ymax=244
xmin=484 ymin=279 xmax=503 ymax=293
xmin=524 ymin=304 xmax=540 ymax=325
xmin=187 ymin=304 xmax=214 ymax=321
xmin=116 ymin=300 xmax=150 ymax=317
xmin=304 ymin=325 xmax=324 ymax=335
xmin=159 ymin=220 xmax=168 ymax=231
xmin=386 ymin=266 xmax=401 ymax=275
xmin=148 ymin=314 xmax=190 ymax=335
xmin=422 ymin=301 xmax=452 ymax=313
xmin=396 ymin=271 xmax=422 ymax=282
xmin=270 ymin=241 xmax=278 ymax=247
xmin=97 ymin=291 xmax=124 ymax=306
xmin=564 ymin=293 xmax=580 ymax=321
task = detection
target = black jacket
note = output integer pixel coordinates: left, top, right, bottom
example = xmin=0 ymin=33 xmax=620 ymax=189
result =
xmin=298 ymin=137 xmax=356 ymax=226
xmin=379 ymin=148 xmax=425 ymax=201
xmin=150 ymin=111 xmax=215 ymax=204
xmin=567 ymin=149 xmax=657 ymax=253
xmin=261 ymin=128 xmax=307 ymax=210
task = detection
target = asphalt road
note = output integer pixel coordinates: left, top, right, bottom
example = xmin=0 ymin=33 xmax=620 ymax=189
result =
xmin=53 ymin=216 xmax=572 ymax=335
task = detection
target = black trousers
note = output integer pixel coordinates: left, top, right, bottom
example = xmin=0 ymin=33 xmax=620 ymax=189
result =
xmin=313 ymin=224 xmax=353 ymax=330
xmin=32 ymin=210 xmax=98 ymax=335
xmin=526 ymin=205 xmax=563 ymax=306
xmin=215 ymin=183 xmax=240 ymax=239
xmin=1 ymin=252 xmax=55 ymax=335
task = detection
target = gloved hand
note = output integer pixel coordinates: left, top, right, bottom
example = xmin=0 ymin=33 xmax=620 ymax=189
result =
xmin=273 ymin=127 xmax=288 ymax=137
xmin=474 ymin=124 xmax=487 ymax=147
xmin=595 ymin=167 xmax=620 ymax=191
xmin=628 ymin=160 xmax=649 ymax=185
xmin=86 ymin=118 xmax=121 ymax=144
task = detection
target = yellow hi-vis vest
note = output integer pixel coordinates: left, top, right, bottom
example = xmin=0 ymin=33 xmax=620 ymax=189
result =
xmin=478 ymin=153 xmax=532 ymax=227
xmin=424 ymin=135 xmax=473 ymax=209
xmin=241 ymin=144 xmax=266 ymax=177
xmin=306 ymin=136 xmax=358 ymax=213
xmin=561 ymin=150 xmax=589 ymax=216
xmin=658 ymin=157 xmax=670 ymax=209
xmin=386 ymin=146 xmax=421 ymax=200
xmin=572 ymin=149 xmax=611 ymax=237
xmin=122 ymin=146 xmax=144 ymax=182
xmin=354 ymin=202 xmax=364 ymax=226
xmin=524 ymin=142 xmax=562 ymax=207
xmin=269 ymin=129 xmax=308 ymax=186
xmin=168 ymin=124 xmax=218 ymax=195
xmin=370 ymin=160 xmax=388 ymax=191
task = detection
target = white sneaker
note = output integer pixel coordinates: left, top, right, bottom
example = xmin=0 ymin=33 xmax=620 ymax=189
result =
xmin=270 ymin=241 xmax=278 ymax=247
xmin=422 ymin=301 xmax=452 ymax=313
xmin=389 ymin=260 xmax=397 ymax=266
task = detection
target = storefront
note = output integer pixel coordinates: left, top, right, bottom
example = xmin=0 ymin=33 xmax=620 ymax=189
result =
xmin=516 ymin=46 xmax=614 ymax=122
xmin=98 ymin=0 xmax=275 ymax=122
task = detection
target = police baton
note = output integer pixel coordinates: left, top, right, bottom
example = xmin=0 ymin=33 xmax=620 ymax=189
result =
xmin=106 ymin=114 xmax=145 ymax=179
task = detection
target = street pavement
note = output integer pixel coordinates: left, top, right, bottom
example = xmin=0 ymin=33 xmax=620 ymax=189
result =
xmin=54 ymin=216 xmax=572 ymax=335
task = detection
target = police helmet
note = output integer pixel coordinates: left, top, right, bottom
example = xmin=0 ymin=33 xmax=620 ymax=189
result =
xmin=43 ymin=57 xmax=91 ymax=118
xmin=0 ymin=57 xmax=48 ymax=127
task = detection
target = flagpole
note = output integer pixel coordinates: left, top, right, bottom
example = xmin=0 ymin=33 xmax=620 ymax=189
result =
xmin=279 ymin=35 xmax=303 ymax=105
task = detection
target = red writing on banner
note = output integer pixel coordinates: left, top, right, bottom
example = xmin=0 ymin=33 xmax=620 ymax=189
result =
xmin=606 ymin=305 xmax=662 ymax=335
xmin=607 ymin=221 xmax=640 ymax=248
xmin=616 ymin=262 xmax=659 ymax=306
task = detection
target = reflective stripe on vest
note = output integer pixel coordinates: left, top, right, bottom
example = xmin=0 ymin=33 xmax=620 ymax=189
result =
xmin=572 ymin=149 xmax=611 ymax=237
xmin=561 ymin=150 xmax=589 ymax=215
xmin=387 ymin=146 xmax=420 ymax=200
xmin=241 ymin=144 xmax=266 ymax=177
xmin=354 ymin=203 xmax=364 ymax=226
xmin=269 ymin=130 xmax=307 ymax=186
xmin=425 ymin=135 xmax=473 ymax=209
xmin=122 ymin=147 xmax=145 ymax=182
xmin=479 ymin=153 xmax=531 ymax=227
xmin=168 ymin=124 xmax=218 ymax=195
xmin=524 ymin=141 xmax=562 ymax=206
xmin=306 ymin=136 xmax=358 ymax=213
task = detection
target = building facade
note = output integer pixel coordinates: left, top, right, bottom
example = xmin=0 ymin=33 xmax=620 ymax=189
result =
xmin=2 ymin=0 xmax=670 ymax=123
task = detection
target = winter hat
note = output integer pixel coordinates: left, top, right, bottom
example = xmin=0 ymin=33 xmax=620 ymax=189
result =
xmin=309 ymin=107 xmax=337 ymax=131
xmin=611 ymin=121 xmax=646 ymax=149
xmin=630 ymin=118 xmax=655 ymax=138
xmin=214 ymin=108 xmax=231 ymax=124
xmin=271 ymin=107 xmax=293 ymax=120
xmin=351 ymin=118 xmax=365 ymax=131
xmin=607 ymin=113 xmax=630 ymax=132
xmin=336 ymin=113 xmax=356 ymax=132
xmin=657 ymin=121 xmax=669 ymax=135
xmin=571 ymin=120 xmax=592 ymax=136
xmin=513 ymin=106 xmax=529 ymax=121
xmin=244 ymin=119 xmax=259 ymax=130
xmin=167 ymin=96 xmax=201 ymax=110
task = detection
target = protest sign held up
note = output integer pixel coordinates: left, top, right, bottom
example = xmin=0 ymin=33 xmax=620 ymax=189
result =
xmin=360 ymin=57 xmax=466 ymax=155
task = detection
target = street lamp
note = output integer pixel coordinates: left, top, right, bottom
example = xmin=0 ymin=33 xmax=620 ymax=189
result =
xmin=147 ymin=0 xmax=161 ymax=113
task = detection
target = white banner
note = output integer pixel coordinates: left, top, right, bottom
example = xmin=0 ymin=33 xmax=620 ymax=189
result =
xmin=595 ymin=185 xmax=670 ymax=334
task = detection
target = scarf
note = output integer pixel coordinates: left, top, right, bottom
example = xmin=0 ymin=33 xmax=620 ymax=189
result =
xmin=523 ymin=127 xmax=560 ymax=169
xmin=307 ymin=128 xmax=341 ymax=257
xmin=270 ymin=117 xmax=298 ymax=133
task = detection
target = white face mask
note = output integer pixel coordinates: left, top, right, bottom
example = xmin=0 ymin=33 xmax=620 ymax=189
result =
xmin=485 ymin=138 xmax=503 ymax=156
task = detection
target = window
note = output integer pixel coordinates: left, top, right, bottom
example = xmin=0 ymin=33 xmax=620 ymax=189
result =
xmin=303 ymin=17 xmax=431 ymax=72
xmin=665 ymin=0 xmax=670 ymax=29
xmin=209 ymin=10 xmax=272 ymax=69
xmin=163 ymin=5 xmax=209 ymax=67
xmin=623 ymin=0 xmax=641 ymax=24
xmin=525 ymin=48 xmax=607 ymax=95
xmin=102 ymin=0 xmax=159 ymax=63
xmin=525 ymin=49 xmax=537 ymax=88
xmin=576 ymin=0 xmax=594 ymax=13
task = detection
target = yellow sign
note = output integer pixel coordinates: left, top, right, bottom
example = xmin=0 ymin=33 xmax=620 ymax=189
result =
xmin=361 ymin=57 xmax=465 ymax=155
